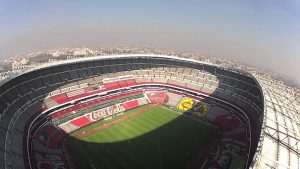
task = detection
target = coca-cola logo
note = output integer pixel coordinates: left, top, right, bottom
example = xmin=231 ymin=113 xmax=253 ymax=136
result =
xmin=87 ymin=104 xmax=125 ymax=121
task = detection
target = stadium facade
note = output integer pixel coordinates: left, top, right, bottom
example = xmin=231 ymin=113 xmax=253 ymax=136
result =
xmin=0 ymin=54 xmax=298 ymax=169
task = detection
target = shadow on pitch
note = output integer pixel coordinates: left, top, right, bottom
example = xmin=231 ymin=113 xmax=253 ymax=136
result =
xmin=66 ymin=112 xmax=213 ymax=169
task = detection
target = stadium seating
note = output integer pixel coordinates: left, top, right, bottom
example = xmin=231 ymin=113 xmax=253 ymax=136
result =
xmin=0 ymin=55 xmax=264 ymax=169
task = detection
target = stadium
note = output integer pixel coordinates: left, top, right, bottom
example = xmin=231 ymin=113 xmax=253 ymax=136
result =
xmin=0 ymin=54 xmax=298 ymax=169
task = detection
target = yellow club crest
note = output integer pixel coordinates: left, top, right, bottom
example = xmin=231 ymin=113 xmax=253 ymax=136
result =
xmin=178 ymin=98 xmax=194 ymax=111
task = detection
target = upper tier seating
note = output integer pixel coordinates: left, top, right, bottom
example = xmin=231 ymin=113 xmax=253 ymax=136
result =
xmin=0 ymin=56 xmax=264 ymax=169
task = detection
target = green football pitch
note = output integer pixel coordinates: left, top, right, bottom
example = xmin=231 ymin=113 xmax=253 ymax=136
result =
xmin=68 ymin=106 xmax=212 ymax=169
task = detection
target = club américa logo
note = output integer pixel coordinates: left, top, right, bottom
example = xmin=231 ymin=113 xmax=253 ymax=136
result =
xmin=192 ymin=102 xmax=209 ymax=117
xmin=178 ymin=98 xmax=195 ymax=111
xmin=178 ymin=98 xmax=209 ymax=116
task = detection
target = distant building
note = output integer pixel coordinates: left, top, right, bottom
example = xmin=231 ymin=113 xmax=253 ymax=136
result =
xmin=12 ymin=58 xmax=29 ymax=71
xmin=12 ymin=64 xmax=36 ymax=71
xmin=11 ymin=58 xmax=43 ymax=71
xmin=48 ymin=58 xmax=59 ymax=63
xmin=67 ymin=55 xmax=82 ymax=60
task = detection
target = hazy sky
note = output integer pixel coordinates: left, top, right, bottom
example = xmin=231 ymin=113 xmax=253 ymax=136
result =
xmin=0 ymin=0 xmax=300 ymax=82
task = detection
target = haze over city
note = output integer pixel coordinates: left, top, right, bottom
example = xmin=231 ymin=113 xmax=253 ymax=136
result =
xmin=0 ymin=0 xmax=300 ymax=82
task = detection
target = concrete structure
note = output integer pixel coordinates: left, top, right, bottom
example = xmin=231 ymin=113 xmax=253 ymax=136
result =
xmin=0 ymin=54 xmax=297 ymax=169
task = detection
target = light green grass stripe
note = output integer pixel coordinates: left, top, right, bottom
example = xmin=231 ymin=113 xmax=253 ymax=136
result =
xmin=71 ymin=105 xmax=150 ymax=136
xmin=84 ymin=107 xmax=183 ymax=144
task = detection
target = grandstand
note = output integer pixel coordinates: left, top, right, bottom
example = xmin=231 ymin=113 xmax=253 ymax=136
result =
xmin=0 ymin=54 xmax=295 ymax=169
